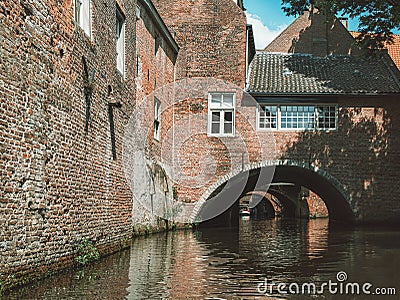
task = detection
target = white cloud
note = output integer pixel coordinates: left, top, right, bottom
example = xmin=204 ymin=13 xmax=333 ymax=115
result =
xmin=246 ymin=12 xmax=286 ymax=50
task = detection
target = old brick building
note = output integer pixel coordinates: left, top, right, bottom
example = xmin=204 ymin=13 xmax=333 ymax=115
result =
xmin=0 ymin=0 xmax=252 ymax=291
xmin=123 ymin=0 xmax=254 ymax=224
xmin=1 ymin=0 xmax=136 ymax=291
xmin=243 ymin=6 xmax=400 ymax=224
xmin=1 ymin=0 xmax=400 ymax=293
xmin=132 ymin=0 xmax=179 ymax=227
xmin=350 ymin=31 xmax=400 ymax=77
xmin=151 ymin=0 xmax=250 ymax=87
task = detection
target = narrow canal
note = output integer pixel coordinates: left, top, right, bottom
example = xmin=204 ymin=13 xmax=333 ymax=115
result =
xmin=4 ymin=218 xmax=400 ymax=299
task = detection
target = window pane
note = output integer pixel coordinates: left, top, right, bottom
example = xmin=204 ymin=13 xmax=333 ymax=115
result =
xmin=223 ymin=94 xmax=233 ymax=106
xmin=224 ymin=111 xmax=233 ymax=122
xmin=154 ymin=99 xmax=160 ymax=120
xmin=75 ymin=0 xmax=82 ymax=24
xmin=209 ymin=107 xmax=234 ymax=136
xmin=154 ymin=121 xmax=160 ymax=140
xmin=258 ymin=105 xmax=277 ymax=129
xmin=224 ymin=123 xmax=232 ymax=134
xmin=116 ymin=9 xmax=125 ymax=75
xmin=211 ymin=94 xmax=222 ymax=105
xmin=279 ymin=105 xmax=316 ymax=129
xmin=212 ymin=111 xmax=220 ymax=122
xmin=211 ymin=123 xmax=220 ymax=134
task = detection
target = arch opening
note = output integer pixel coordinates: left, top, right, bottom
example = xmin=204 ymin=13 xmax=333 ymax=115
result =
xmin=197 ymin=164 xmax=354 ymax=228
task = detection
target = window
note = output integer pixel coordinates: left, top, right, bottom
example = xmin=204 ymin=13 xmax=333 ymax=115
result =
xmin=257 ymin=105 xmax=277 ymax=129
xmin=208 ymin=93 xmax=235 ymax=136
xmin=316 ymin=106 xmax=336 ymax=130
xmin=281 ymin=105 xmax=315 ymax=129
xmin=75 ymin=0 xmax=92 ymax=38
xmin=154 ymin=98 xmax=161 ymax=140
xmin=256 ymin=104 xmax=337 ymax=131
xmin=116 ymin=6 xmax=125 ymax=76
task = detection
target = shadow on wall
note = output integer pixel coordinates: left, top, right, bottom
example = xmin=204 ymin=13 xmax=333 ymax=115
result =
xmin=280 ymin=102 xmax=399 ymax=223
xmin=290 ymin=18 xmax=359 ymax=56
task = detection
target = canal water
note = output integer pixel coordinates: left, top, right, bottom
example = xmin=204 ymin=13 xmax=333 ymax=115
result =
xmin=4 ymin=218 xmax=400 ymax=299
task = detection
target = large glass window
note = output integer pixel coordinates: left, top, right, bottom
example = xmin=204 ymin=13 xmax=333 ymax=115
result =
xmin=208 ymin=93 xmax=235 ymax=136
xmin=75 ymin=0 xmax=92 ymax=38
xmin=316 ymin=106 xmax=336 ymax=130
xmin=256 ymin=104 xmax=337 ymax=131
xmin=281 ymin=105 xmax=315 ymax=129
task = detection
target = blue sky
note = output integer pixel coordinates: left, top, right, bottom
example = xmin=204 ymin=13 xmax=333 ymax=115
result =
xmin=244 ymin=0 xmax=360 ymax=49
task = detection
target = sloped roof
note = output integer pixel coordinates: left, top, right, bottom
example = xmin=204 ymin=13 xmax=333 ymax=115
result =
xmin=389 ymin=35 xmax=400 ymax=69
xmin=263 ymin=11 xmax=311 ymax=53
xmin=247 ymin=52 xmax=400 ymax=95
xmin=350 ymin=32 xmax=400 ymax=70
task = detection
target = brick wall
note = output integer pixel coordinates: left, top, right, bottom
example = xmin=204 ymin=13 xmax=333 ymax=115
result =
xmin=160 ymin=92 xmax=400 ymax=224
xmin=135 ymin=2 xmax=176 ymax=103
xmin=0 ymin=0 xmax=137 ymax=289
xmin=132 ymin=0 xmax=177 ymax=229
xmin=265 ymin=10 xmax=361 ymax=57
xmin=152 ymin=0 xmax=247 ymax=87
xmin=274 ymin=96 xmax=400 ymax=223
xmin=126 ymin=0 xmax=248 ymax=223
xmin=307 ymin=191 xmax=329 ymax=218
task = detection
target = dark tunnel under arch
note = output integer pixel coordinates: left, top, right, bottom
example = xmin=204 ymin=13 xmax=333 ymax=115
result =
xmin=197 ymin=164 xmax=354 ymax=226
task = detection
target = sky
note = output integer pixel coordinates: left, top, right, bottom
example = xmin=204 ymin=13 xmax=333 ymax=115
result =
xmin=244 ymin=0 xmax=360 ymax=50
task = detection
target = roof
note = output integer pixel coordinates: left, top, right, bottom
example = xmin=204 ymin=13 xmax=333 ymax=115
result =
xmin=263 ymin=11 xmax=311 ymax=53
xmin=246 ymin=52 xmax=400 ymax=95
xmin=246 ymin=24 xmax=256 ymax=63
xmin=350 ymin=32 xmax=400 ymax=70
xmin=387 ymin=35 xmax=400 ymax=69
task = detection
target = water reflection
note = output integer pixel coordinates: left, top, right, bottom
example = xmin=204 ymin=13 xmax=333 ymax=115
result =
xmin=4 ymin=219 xmax=400 ymax=299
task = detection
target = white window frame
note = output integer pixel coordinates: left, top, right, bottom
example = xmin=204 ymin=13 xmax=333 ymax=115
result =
xmin=154 ymin=97 xmax=161 ymax=141
xmin=75 ymin=0 xmax=92 ymax=38
xmin=256 ymin=104 xmax=338 ymax=132
xmin=208 ymin=92 xmax=235 ymax=137
xmin=280 ymin=105 xmax=316 ymax=130
xmin=256 ymin=105 xmax=278 ymax=131
xmin=116 ymin=6 xmax=126 ymax=77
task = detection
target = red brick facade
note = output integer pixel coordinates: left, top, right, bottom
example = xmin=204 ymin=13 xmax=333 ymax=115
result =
xmin=308 ymin=191 xmax=329 ymax=218
xmin=152 ymin=0 xmax=247 ymax=87
xmin=131 ymin=0 xmax=178 ymax=228
xmin=135 ymin=0 xmax=177 ymax=104
xmin=1 ymin=0 xmax=137 ymax=290
xmin=1 ymin=0 xmax=400 ymax=293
